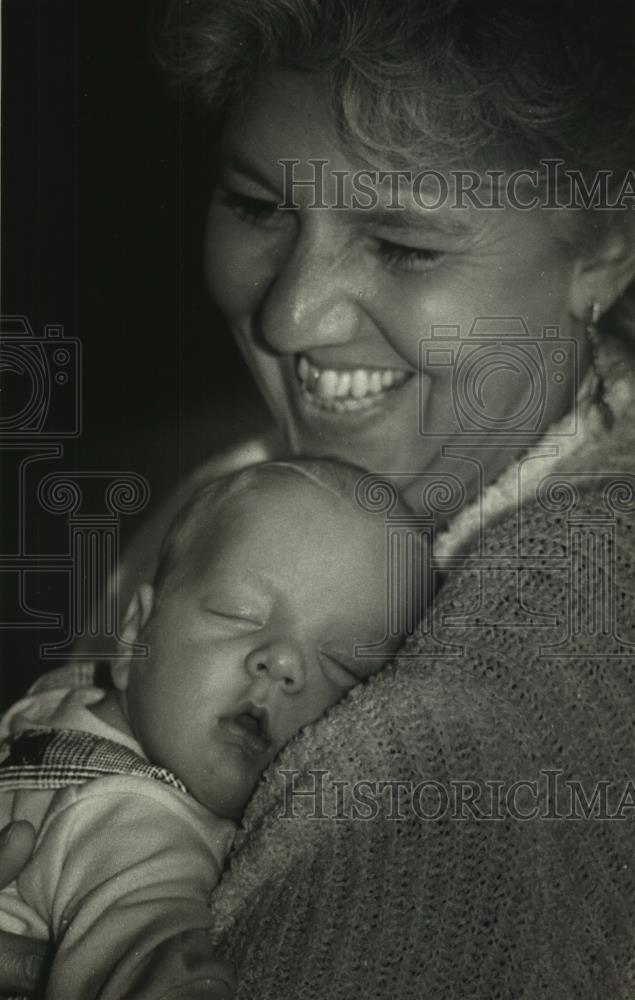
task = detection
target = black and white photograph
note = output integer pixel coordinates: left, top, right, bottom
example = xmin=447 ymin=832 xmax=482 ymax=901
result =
xmin=1 ymin=2 xmax=635 ymax=997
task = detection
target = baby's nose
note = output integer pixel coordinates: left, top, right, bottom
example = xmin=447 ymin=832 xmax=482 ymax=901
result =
xmin=245 ymin=641 xmax=306 ymax=693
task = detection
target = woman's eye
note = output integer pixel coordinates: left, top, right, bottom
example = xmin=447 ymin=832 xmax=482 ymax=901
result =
xmin=376 ymin=239 xmax=443 ymax=273
xmin=216 ymin=190 xmax=286 ymax=229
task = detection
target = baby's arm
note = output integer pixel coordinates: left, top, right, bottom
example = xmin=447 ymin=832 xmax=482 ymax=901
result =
xmin=17 ymin=778 xmax=236 ymax=1000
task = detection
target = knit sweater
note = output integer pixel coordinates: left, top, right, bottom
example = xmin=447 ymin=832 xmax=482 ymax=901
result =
xmin=38 ymin=341 xmax=635 ymax=998
xmin=203 ymin=342 xmax=635 ymax=999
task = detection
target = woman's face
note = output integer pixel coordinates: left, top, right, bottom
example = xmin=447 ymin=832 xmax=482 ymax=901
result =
xmin=205 ymin=71 xmax=587 ymax=504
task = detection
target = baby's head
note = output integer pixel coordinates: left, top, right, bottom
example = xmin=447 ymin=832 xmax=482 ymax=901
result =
xmin=113 ymin=459 xmax=410 ymax=819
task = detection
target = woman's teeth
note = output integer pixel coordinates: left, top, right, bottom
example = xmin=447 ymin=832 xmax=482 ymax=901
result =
xmin=296 ymin=356 xmax=410 ymax=412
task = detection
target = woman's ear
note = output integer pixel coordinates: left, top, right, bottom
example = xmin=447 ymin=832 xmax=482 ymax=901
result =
xmin=568 ymin=219 xmax=635 ymax=320
xmin=111 ymin=584 xmax=155 ymax=692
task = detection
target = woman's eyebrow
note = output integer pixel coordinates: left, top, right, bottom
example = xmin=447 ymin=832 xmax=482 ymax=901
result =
xmin=219 ymin=153 xmax=281 ymax=197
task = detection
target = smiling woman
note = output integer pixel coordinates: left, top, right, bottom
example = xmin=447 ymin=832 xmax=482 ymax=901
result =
xmin=205 ymin=68 xmax=593 ymax=504
xmin=2 ymin=0 xmax=635 ymax=997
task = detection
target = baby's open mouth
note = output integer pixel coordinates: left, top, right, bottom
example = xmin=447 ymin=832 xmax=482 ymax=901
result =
xmin=234 ymin=711 xmax=266 ymax=739
xmin=219 ymin=704 xmax=271 ymax=758
xmin=295 ymin=354 xmax=412 ymax=413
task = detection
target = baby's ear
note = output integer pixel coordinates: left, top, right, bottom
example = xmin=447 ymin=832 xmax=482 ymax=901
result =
xmin=111 ymin=584 xmax=155 ymax=691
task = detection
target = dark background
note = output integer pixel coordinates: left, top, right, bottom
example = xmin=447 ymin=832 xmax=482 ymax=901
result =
xmin=1 ymin=0 xmax=269 ymax=703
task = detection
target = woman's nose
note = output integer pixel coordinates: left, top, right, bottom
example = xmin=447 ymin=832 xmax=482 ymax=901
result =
xmin=260 ymin=229 xmax=363 ymax=355
xmin=244 ymin=641 xmax=306 ymax=693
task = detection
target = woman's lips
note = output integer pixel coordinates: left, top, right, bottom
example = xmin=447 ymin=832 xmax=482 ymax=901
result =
xmin=295 ymin=354 xmax=413 ymax=414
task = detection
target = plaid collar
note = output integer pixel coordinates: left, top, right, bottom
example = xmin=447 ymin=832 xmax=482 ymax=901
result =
xmin=0 ymin=727 xmax=188 ymax=795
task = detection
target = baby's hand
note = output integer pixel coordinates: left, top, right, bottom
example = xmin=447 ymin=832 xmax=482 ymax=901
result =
xmin=0 ymin=821 xmax=48 ymax=996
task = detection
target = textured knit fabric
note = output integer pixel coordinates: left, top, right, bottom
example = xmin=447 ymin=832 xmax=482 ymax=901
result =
xmin=0 ymin=689 xmax=236 ymax=1000
xmin=198 ymin=344 xmax=635 ymax=999
xmin=29 ymin=342 xmax=635 ymax=998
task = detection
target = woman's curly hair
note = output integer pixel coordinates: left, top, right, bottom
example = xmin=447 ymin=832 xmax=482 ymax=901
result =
xmin=157 ymin=0 xmax=635 ymax=343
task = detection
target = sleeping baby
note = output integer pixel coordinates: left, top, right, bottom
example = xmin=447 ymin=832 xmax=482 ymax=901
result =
xmin=0 ymin=458 xmax=410 ymax=998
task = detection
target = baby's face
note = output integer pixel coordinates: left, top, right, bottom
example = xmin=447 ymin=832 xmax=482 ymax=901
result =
xmin=123 ymin=476 xmax=399 ymax=819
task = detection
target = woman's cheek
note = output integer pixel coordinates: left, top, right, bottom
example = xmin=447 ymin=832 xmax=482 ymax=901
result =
xmin=204 ymin=213 xmax=283 ymax=321
xmin=372 ymin=278 xmax=454 ymax=371
xmin=204 ymin=221 xmax=257 ymax=318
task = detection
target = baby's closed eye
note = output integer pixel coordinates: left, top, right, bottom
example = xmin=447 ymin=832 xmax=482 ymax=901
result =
xmin=317 ymin=650 xmax=374 ymax=689
xmin=202 ymin=604 xmax=265 ymax=629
